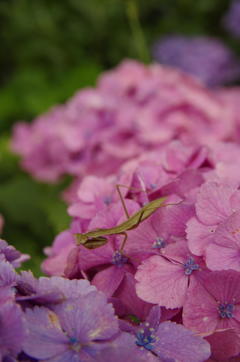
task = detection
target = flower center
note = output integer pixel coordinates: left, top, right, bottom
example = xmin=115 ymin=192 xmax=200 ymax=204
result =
xmin=218 ymin=303 xmax=234 ymax=319
xmin=69 ymin=337 xmax=81 ymax=352
xmin=103 ymin=195 xmax=112 ymax=206
xmin=112 ymin=250 xmax=128 ymax=267
xmin=152 ymin=237 xmax=166 ymax=250
xmin=183 ymin=257 xmax=200 ymax=275
xmin=136 ymin=323 xmax=157 ymax=351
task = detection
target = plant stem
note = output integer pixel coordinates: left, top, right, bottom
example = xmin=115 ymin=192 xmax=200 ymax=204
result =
xmin=125 ymin=0 xmax=150 ymax=63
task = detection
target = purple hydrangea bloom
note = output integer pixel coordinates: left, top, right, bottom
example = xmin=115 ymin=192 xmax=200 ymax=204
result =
xmin=152 ymin=35 xmax=240 ymax=87
xmin=96 ymin=332 xmax=157 ymax=362
xmin=0 ymin=302 xmax=26 ymax=360
xmin=16 ymin=272 xmax=96 ymax=307
xmin=0 ymin=239 xmax=29 ymax=268
xmin=122 ymin=306 xmax=211 ymax=361
xmin=0 ymin=260 xmax=17 ymax=288
xmin=223 ymin=0 xmax=240 ymax=37
xmin=23 ymin=291 xmax=119 ymax=361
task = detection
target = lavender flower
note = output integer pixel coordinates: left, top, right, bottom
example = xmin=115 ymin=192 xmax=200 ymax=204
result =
xmin=23 ymin=291 xmax=119 ymax=360
xmin=0 ymin=302 xmax=26 ymax=360
xmin=16 ymin=272 xmax=96 ymax=307
xmin=121 ymin=306 xmax=211 ymax=361
xmin=0 ymin=260 xmax=17 ymax=288
xmin=0 ymin=239 xmax=29 ymax=268
xmin=223 ymin=0 xmax=240 ymax=37
xmin=152 ymin=35 xmax=240 ymax=86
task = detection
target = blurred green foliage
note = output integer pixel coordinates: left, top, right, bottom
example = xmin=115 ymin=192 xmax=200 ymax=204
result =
xmin=0 ymin=0 xmax=234 ymax=126
xmin=0 ymin=0 xmax=236 ymax=274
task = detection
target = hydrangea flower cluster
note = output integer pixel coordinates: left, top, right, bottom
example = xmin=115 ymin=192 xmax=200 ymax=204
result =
xmin=40 ymin=138 xmax=240 ymax=361
xmin=10 ymin=61 xmax=240 ymax=360
xmin=0 ymin=239 xmax=210 ymax=361
xmin=12 ymin=60 xmax=236 ymax=182
xmin=152 ymin=35 xmax=240 ymax=87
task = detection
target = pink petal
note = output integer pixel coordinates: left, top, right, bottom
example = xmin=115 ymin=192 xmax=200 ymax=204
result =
xmin=202 ymin=270 xmax=240 ymax=303
xmin=183 ymin=282 xmax=218 ymax=334
xmin=135 ymin=255 xmax=188 ymax=308
xmin=187 ymin=217 xmax=216 ymax=256
xmin=196 ymin=182 xmax=236 ymax=225
xmin=206 ymin=244 xmax=240 ymax=271
xmin=206 ymin=329 xmax=240 ymax=361
xmin=92 ymin=265 xmax=125 ymax=297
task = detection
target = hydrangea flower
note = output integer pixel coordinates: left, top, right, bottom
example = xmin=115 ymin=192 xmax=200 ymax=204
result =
xmin=23 ymin=291 xmax=119 ymax=361
xmin=41 ymin=230 xmax=76 ymax=276
xmin=186 ymin=181 xmax=240 ymax=256
xmin=206 ymin=329 xmax=240 ymax=361
xmin=217 ymin=88 xmax=240 ymax=144
xmin=0 ymin=260 xmax=17 ymax=288
xmin=64 ymin=201 xmax=143 ymax=296
xmin=12 ymin=61 xmax=235 ymax=182
xmin=223 ymin=0 xmax=240 ymax=37
xmin=135 ymin=241 xmax=204 ymax=308
xmin=68 ymin=173 xmax=132 ymax=220
xmin=121 ymin=306 xmax=211 ymax=361
xmin=125 ymin=201 xmax=194 ymax=257
xmin=152 ymin=35 xmax=240 ymax=87
xmin=0 ymin=302 xmax=26 ymax=360
xmin=183 ymin=270 xmax=240 ymax=336
xmin=0 ymin=239 xmax=29 ymax=268
xmin=205 ymin=211 xmax=240 ymax=271
xmin=16 ymin=272 xmax=96 ymax=307
xmin=96 ymin=332 xmax=157 ymax=362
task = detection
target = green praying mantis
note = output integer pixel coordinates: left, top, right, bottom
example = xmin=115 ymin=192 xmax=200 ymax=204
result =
xmin=75 ymin=184 xmax=169 ymax=250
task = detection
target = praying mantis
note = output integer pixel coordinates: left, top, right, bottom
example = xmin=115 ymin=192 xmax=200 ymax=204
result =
xmin=75 ymin=184 xmax=168 ymax=250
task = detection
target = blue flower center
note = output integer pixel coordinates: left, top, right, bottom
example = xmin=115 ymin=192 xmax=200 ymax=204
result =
xmin=149 ymin=183 xmax=157 ymax=190
xmin=183 ymin=257 xmax=200 ymax=275
xmin=103 ymin=196 xmax=113 ymax=206
xmin=112 ymin=250 xmax=128 ymax=267
xmin=69 ymin=337 xmax=81 ymax=352
xmin=136 ymin=323 xmax=157 ymax=351
xmin=152 ymin=237 xmax=166 ymax=250
xmin=218 ymin=303 xmax=234 ymax=318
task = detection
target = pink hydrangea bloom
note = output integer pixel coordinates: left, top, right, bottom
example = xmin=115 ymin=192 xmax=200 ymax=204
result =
xmin=125 ymin=200 xmax=194 ymax=256
xmin=217 ymin=87 xmax=240 ymax=141
xmin=183 ymin=270 xmax=240 ymax=336
xmin=68 ymin=172 xmax=132 ymax=220
xmin=64 ymin=201 xmax=143 ymax=296
xmin=187 ymin=181 xmax=240 ymax=256
xmin=12 ymin=60 xmax=235 ymax=182
xmin=206 ymin=211 xmax=240 ymax=271
xmin=42 ymin=230 xmax=75 ymax=276
xmin=135 ymin=240 xmax=205 ymax=308
xmin=206 ymin=329 xmax=240 ymax=361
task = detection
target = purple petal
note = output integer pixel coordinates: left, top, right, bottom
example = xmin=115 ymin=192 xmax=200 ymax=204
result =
xmin=23 ymin=307 xmax=69 ymax=359
xmin=0 ymin=302 xmax=26 ymax=358
xmin=54 ymin=291 xmax=119 ymax=342
xmin=155 ymin=321 xmax=211 ymax=362
xmin=96 ymin=332 xmax=157 ymax=362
